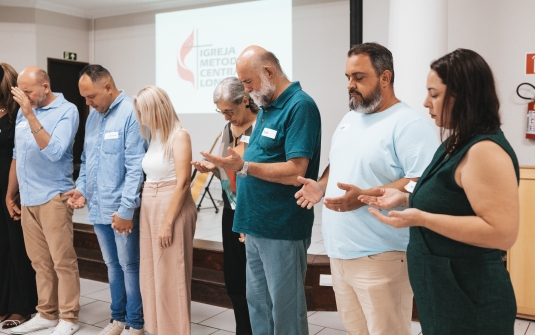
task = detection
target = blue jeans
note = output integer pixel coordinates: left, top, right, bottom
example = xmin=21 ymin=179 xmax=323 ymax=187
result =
xmin=93 ymin=214 xmax=144 ymax=329
xmin=245 ymin=235 xmax=310 ymax=335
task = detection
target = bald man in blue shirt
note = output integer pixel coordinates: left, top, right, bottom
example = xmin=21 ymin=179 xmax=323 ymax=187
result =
xmin=8 ymin=66 xmax=80 ymax=335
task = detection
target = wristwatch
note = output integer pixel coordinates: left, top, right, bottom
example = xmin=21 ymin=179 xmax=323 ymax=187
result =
xmin=237 ymin=161 xmax=249 ymax=178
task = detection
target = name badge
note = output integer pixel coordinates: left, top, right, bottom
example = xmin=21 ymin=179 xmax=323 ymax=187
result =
xmin=261 ymin=128 xmax=277 ymax=139
xmin=404 ymin=180 xmax=417 ymax=193
xmin=16 ymin=121 xmax=28 ymax=128
xmin=241 ymin=135 xmax=250 ymax=143
xmin=104 ymin=132 xmax=119 ymax=139
xmin=340 ymin=123 xmax=351 ymax=131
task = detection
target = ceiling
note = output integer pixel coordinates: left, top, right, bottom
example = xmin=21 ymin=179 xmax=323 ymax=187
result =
xmin=0 ymin=0 xmax=230 ymax=19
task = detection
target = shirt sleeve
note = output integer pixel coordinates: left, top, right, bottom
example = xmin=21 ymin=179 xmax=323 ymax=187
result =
xmin=117 ymin=113 xmax=147 ymax=220
xmin=12 ymin=110 xmax=22 ymax=159
xmin=75 ymin=147 xmax=87 ymax=198
xmin=41 ymin=105 xmax=80 ymax=162
xmin=395 ymin=118 xmax=440 ymax=178
xmin=284 ymin=100 xmax=322 ymax=161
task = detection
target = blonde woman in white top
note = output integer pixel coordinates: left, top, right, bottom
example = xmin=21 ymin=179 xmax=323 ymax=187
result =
xmin=134 ymin=85 xmax=197 ymax=335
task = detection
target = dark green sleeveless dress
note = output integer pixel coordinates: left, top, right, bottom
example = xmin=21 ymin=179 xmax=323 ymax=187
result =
xmin=408 ymin=130 xmax=518 ymax=335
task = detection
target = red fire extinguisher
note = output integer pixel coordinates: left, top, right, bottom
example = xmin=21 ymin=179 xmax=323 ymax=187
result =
xmin=517 ymin=83 xmax=535 ymax=139
xmin=528 ymin=100 xmax=535 ymax=140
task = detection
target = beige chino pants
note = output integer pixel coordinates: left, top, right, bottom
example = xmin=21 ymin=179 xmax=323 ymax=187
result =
xmin=330 ymin=251 xmax=413 ymax=335
xmin=21 ymin=193 xmax=81 ymax=323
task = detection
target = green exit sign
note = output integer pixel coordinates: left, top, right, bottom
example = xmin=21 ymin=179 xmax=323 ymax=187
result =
xmin=63 ymin=51 xmax=77 ymax=61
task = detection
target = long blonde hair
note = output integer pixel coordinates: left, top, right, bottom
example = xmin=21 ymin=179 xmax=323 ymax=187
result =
xmin=134 ymin=85 xmax=182 ymax=159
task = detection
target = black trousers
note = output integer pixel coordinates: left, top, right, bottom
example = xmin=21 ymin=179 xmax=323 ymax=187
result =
xmin=222 ymin=208 xmax=252 ymax=335
xmin=0 ymin=164 xmax=37 ymax=316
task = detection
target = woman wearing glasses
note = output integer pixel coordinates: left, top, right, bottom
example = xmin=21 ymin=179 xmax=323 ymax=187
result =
xmin=191 ymin=77 xmax=259 ymax=335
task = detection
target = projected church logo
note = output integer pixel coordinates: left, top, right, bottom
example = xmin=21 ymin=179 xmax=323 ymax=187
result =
xmin=177 ymin=30 xmax=195 ymax=86
xmin=176 ymin=29 xmax=238 ymax=89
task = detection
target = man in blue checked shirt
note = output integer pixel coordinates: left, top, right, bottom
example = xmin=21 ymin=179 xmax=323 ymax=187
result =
xmin=7 ymin=66 xmax=81 ymax=335
xmin=65 ymin=65 xmax=147 ymax=335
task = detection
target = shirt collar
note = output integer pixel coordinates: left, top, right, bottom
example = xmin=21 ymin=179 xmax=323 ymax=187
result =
xmin=267 ymin=81 xmax=302 ymax=109
xmin=106 ymin=90 xmax=126 ymax=115
xmin=36 ymin=93 xmax=65 ymax=112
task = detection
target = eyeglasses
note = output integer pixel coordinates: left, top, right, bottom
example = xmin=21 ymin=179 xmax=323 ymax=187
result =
xmin=215 ymin=105 xmax=239 ymax=116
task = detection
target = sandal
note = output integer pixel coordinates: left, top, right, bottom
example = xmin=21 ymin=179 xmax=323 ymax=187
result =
xmin=2 ymin=315 xmax=30 ymax=329
xmin=0 ymin=314 xmax=11 ymax=327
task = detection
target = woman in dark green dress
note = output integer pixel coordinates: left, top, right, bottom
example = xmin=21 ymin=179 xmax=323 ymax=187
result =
xmin=359 ymin=49 xmax=518 ymax=335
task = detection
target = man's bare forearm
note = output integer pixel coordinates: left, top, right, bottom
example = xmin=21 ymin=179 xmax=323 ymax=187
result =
xmin=26 ymin=113 xmax=51 ymax=150
xmin=247 ymin=157 xmax=310 ymax=186
xmin=317 ymin=165 xmax=330 ymax=195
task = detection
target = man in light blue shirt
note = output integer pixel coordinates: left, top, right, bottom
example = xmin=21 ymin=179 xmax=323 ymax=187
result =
xmin=8 ymin=66 xmax=81 ymax=335
xmin=66 ymin=65 xmax=146 ymax=335
xmin=296 ymin=43 xmax=439 ymax=335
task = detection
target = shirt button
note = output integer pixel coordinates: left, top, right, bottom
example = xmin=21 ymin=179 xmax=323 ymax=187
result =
xmin=262 ymin=119 xmax=264 ymax=122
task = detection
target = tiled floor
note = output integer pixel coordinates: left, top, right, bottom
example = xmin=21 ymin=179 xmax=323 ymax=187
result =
xmin=1 ymin=278 xmax=533 ymax=334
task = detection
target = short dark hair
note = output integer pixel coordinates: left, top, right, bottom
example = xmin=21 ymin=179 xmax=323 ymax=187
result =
xmin=347 ymin=43 xmax=395 ymax=84
xmin=79 ymin=64 xmax=111 ymax=82
xmin=431 ymin=48 xmax=501 ymax=153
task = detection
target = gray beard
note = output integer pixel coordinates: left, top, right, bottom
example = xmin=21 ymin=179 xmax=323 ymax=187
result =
xmin=34 ymin=89 xmax=48 ymax=109
xmin=348 ymin=84 xmax=382 ymax=114
xmin=249 ymin=74 xmax=275 ymax=107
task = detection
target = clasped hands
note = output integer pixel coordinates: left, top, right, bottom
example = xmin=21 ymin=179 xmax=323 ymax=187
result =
xmin=65 ymin=189 xmax=133 ymax=234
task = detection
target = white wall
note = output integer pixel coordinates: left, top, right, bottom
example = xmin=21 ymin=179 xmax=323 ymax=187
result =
xmin=0 ymin=7 xmax=37 ymax=72
xmin=0 ymin=6 xmax=89 ymax=73
xmin=447 ymin=0 xmax=535 ymax=165
xmin=35 ymin=9 xmax=90 ymax=69
xmin=293 ymin=1 xmax=349 ymax=171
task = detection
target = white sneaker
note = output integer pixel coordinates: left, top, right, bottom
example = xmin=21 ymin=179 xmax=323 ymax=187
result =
xmin=50 ymin=320 xmax=79 ymax=335
xmin=10 ymin=314 xmax=58 ymax=334
xmin=96 ymin=319 xmax=126 ymax=335
xmin=119 ymin=326 xmax=144 ymax=335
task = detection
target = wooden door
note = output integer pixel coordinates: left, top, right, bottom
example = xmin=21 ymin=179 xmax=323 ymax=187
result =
xmin=47 ymin=58 xmax=89 ymax=180
xmin=508 ymin=166 xmax=535 ymax=320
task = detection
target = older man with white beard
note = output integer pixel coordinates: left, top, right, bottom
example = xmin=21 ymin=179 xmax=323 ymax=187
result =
xmin=201 ymin=45 xmax=321 ymax=335
xmin=295 ymin=43 xmax=439 ymax=335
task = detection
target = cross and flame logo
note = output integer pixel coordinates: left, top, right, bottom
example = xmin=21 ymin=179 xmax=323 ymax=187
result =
xmin=177 ymin=30 xmax=195 ymax=86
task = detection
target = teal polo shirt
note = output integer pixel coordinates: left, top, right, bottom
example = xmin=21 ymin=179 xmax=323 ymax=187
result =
xmin=233 ymin=81 xmax=322 ymax=241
